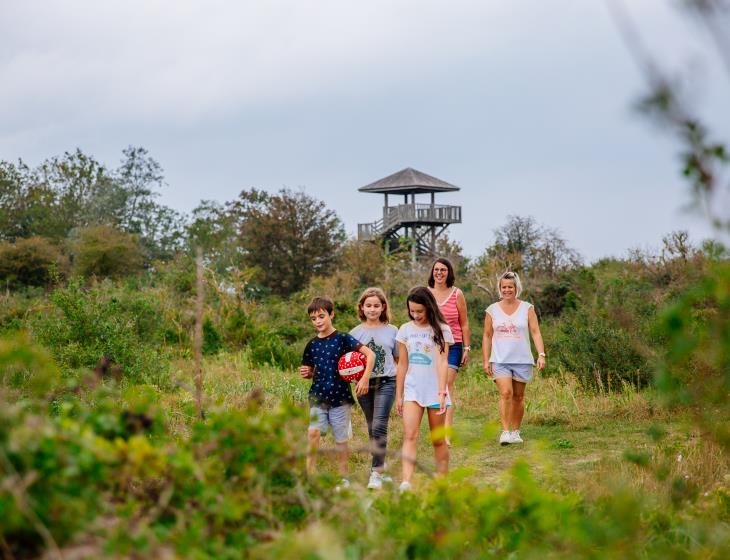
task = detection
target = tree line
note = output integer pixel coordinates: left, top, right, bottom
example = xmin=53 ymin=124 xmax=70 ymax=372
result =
xmin=1 ymin=146 xmax=595 ymax=298
xmin=0 ymin=147 xmax=346 ymax=295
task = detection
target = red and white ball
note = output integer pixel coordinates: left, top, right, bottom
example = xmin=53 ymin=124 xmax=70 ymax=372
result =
xmin=338 ymin=351 xmax=367 ymax=383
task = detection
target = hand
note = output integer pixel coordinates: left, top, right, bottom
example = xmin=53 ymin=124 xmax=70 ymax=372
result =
xmin=355 ymin=377 xmax=370 ymax=397
xmin=483 ymin=362 xmax=493 ymax=378
xmin=460 ymin=347 xmax=470 ymax=366
xmin=436 ymin=393 xmax=447 ymax=416
xmin=299 ymin=365 xmax=313 ymax=379
xmin=537 ymin=356 xmax=546 ymax=371
xmin=396 ymin=396 xmax=404 ymax=416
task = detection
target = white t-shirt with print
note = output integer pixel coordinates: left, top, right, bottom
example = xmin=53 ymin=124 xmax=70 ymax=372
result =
xmin=396 ymin=321 xmax=454 ymax=407
xmin=486 ymin=300 xmax=535 ymax=364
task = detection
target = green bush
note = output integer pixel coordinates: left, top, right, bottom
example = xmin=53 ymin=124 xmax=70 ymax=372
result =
xmin=0 ymin=401 xmax=117 ymax=558
xmin=203 ymin=316 xmax=223 ymax=354
xmin=30 ymin=279 xmax=171 ymax=384
xmin=247 ymin=329 xmax=301 ymax=370
xmin=222 ymin=306 xmax=256 ymax=346
xmin=655 ymin=261 xmax=730 ymax=449
xmin=72 ymin=225 xmax=144 ymax=278
xmin=0 ymin=332 xmax=60 ymax=397
xmin=0 ymin=236 xmax=67 ymax=288
xmin=548 ymin=312 xmax=650 ymax=390
xmin=533 ymin=281 xmax=577 ymax=317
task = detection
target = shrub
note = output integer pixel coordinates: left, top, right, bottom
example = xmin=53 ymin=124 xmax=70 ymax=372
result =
xmin=0 ymin=236 xmax=67 ymax=288
xmin=31 ymin=279 xmax=171 ymax=384
xmin=334 ymin=240 xmax=386 ymax=288
xmin=533 ymin=281 xmax=577 ymax=317
xmin=203 ymin=316 xmax=223 ymax=355
xmin=549 ymin=313 xmax=650 ymax=390
xmin=247 ymin=329 xmax=301 ymax=370
xmin=72 ymin=225 xmax=144 ymax=278
xmin=655 ymin=261 xmax=730 ymax=449
xmin=0 ymin=332 xmax=60 ymax=396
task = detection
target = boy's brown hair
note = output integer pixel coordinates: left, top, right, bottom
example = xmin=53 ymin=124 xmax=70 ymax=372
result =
xmin=307 ymin=296 xmax=334 ymax=316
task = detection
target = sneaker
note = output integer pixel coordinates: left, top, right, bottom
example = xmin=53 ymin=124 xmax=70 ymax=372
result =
xmin=367 ymin=470 xmax=383 ymax=490
xmin=510 ymin=430 xmax=524 ymax=444
xmin=499 ymin=430 xmax=512 ymax=446
xmin=335 ymin=478 xmax=351 ymax=492
xmin=399 ymin=481 xmax=412 ymax=493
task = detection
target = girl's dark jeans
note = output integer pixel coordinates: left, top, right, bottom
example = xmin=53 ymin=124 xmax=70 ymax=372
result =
xmin=357 ymin=376 xmax=396 ymax=470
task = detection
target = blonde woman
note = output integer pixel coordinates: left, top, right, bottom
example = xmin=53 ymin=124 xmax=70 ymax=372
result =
xmin=482 ymin=272 xmax=546 ymax=445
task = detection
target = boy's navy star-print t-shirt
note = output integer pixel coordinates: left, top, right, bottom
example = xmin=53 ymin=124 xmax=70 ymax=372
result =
xmin=302 ymin=330 xmax=363 ymax=407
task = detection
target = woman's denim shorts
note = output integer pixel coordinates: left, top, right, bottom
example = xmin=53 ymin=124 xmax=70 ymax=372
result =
xmin=447 ymin=342 xmax=463 ymax=371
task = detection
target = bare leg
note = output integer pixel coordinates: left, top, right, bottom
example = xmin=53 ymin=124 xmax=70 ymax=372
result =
xmin=335 ymin=441 xmax=349 ymax=477
xmin=401 ymin=402 xmax=425 ymax=484
xmin=444 ymin=367 xmax=457 ymax=445
xmin=494 ymin=377 xmax=514 ymax=431
xmin=511 ymin=381 xmax=527 ymax=430
xmin=307 ymin=428 xmax=320 ymax=475
xmin=427 ymin=408 xmax=449 ymax=475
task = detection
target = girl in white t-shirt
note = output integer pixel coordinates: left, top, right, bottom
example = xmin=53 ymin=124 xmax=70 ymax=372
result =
xmin=395 ymin=286 xmax=454 ymax=492
xmin=482 ymin=272 xmax=546 ymax=446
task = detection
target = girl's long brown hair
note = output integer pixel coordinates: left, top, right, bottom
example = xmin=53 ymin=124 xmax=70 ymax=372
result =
xmin=357 ymin=287 xmax=390 ymax=323
xmin=406 ymin=286 xmax=448 ymax=352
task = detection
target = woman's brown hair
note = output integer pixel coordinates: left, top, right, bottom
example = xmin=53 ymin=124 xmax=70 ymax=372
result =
xmin=427 ymin=257 xmax=455 ymax=288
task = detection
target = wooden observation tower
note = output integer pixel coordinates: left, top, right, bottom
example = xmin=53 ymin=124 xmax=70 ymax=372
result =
xmin=357 ymin=167 xmax=462 ymax=259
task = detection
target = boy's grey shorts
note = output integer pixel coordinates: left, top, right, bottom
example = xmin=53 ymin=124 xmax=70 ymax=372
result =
xmin=492 ymin=363 xmax=534 ymax=383
xmin=309 ymin=403 xmax=353 ymax=443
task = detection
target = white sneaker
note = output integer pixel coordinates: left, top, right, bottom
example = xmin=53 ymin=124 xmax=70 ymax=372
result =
xmin=399 ymin=481 xmax=412 ymax=493
xmin=499 ymin=430 xmax=512 ymax=446
xmin=510 ymin=430 xmax=524 ymax=444
xmin=376 ymin=462 xmax=393 ymax=484
xmin=367 ymin=470 xmax=383 ymax=490
xmin=335 ymin=478 xmax=351 ymax=492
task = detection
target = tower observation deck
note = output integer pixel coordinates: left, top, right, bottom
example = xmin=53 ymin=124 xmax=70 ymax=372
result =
xmin=357 ymin=167 xmax=462 ymax=258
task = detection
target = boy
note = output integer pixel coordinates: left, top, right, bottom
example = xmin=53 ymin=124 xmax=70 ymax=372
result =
xmin=299 ymin=296 xmax=375 ymax=488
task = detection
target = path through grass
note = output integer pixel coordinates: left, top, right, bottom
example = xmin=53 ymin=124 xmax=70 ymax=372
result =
xmin=168 ymin=352 xmax=725 ymax=498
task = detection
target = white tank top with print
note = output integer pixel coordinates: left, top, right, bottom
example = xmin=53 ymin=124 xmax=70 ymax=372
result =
xmin=486 ymin=301 xmax=534 ymax=365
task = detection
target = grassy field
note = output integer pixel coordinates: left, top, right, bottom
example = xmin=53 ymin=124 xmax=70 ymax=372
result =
xmin=171 ymin=351 xmax=729 ymax=501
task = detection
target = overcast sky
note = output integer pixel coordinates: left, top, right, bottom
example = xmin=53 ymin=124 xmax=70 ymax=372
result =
xmin=1 ymin=1 xmax=728 ymax=261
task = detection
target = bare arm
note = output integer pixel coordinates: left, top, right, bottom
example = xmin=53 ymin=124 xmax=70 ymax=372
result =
xmin=456 ymin=288 xmax=471 ymax=365
xmin=355 ymin=345 xmax=376 ymax=396
xmin=528 ymin=307 xmax=546 ymax=371
xmin=395 ymin=341 xmax=408 ymax=416
xmin=482 ymin=312 xmax=493 ymax=376
xmin=436 ymin=342 xmax=449 ymax=414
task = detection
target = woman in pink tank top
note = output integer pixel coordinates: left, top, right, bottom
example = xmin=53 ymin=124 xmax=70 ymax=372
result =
xmin=428 ymin=257 xmax=471 ymax=447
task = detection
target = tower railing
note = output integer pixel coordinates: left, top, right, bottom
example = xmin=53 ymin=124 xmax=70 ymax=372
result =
xmin=358 ymin=203 xmax=461 ymax=240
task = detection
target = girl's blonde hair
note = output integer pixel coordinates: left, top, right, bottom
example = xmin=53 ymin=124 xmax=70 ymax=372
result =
xmin=497 ymin=271 xmax=523 ymax=298
xmin=357 ymin=287 xmax=390 ymax=323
